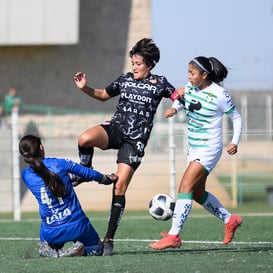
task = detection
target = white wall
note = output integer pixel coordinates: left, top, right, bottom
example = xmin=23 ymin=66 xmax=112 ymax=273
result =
xmin=0 ymin=0 xmax=79 ymax=45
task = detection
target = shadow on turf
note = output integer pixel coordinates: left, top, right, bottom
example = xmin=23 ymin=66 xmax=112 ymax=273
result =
xmin=114 ymin=246 xmax=273 ymax=256
xmin=19 ymin=246 xmax=273 ymax=259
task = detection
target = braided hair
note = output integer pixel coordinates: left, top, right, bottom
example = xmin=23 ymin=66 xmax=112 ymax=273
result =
xmin=190 ymin=56 xmax=228 ymax=85
xmin=129 ymin=38 xmax=160 ymax=69
xmin=19 ymin=135 xmax=67 ymax=197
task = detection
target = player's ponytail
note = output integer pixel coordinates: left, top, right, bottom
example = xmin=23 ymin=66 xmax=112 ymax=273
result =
xmin=19 ymin=135 xmax=67 ymax=197
xmin=208 ymin=57 xmax=228 ymax=84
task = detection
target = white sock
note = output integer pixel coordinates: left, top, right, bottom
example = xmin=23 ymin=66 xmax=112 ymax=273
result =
xmin=169 ymin=193 xmax=192 ymax=235
xmin=200 ymin=192 xmax=231 ymax=224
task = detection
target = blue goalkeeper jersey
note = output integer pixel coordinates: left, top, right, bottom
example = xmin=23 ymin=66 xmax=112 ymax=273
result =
xmin=21 ymin=158 xmax=99 ymax=227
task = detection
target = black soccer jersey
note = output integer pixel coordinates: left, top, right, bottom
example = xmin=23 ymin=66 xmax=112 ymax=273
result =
xmin=105 ymin=72 xmax=175 ymax=143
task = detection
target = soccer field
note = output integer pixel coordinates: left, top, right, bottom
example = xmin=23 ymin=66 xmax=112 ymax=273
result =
xmin=0 ymin=211 xmax=272 ymax=273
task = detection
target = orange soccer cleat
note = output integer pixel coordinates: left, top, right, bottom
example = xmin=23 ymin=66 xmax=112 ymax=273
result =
xmin=223 ymin=215 xmax=243 ymax=244
xmin=149 ymin=234 xmax=181 ymax=250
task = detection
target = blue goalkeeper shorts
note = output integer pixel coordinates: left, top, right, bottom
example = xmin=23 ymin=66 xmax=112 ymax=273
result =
xmin=40 ymin=216 xmax=100 ymax=248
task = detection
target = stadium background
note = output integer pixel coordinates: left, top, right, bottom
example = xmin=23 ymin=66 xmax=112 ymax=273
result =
xmin=0 ymin=0 xmax=272 ymax=216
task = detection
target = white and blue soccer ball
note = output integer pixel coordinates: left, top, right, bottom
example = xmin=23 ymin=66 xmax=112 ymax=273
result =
xmin=149 ymin=193 xmax=175 ymax=221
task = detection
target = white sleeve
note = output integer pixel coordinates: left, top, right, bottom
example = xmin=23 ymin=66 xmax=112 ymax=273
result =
xmin=227 ymin=108 xmax=243 ymax=146
xmin=172 ymin=99 xmax=184 ymax=112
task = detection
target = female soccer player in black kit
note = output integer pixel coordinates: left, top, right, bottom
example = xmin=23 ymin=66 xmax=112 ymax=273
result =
xmin=74 ymin=38 xmax=181 ymax=256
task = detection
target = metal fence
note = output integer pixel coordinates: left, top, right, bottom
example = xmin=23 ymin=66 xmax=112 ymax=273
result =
xmin=1 ymin=97 xmax=273 ymax=220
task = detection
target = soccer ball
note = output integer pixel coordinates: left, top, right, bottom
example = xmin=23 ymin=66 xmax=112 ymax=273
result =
xmin=149 ymin=193 xmax=175 ymax=221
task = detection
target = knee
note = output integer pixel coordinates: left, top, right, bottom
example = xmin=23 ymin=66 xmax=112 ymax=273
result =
xmin=78 ymin=132 xmax=91 ymax=146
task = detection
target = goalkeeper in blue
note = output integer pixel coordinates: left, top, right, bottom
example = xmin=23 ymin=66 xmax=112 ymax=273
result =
xmin=19 ymin=134 xmax=118 ymax=257
xmin=149 ymin=56 xmax=243 ymax=250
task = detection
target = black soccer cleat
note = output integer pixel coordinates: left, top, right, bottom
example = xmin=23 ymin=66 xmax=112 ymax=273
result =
xmin=102 ymin=238 xmax=114 ymax=256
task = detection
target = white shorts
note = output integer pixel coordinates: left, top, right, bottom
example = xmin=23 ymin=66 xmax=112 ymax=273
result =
xmin=187 ymin=146 xmax=222 ymax=174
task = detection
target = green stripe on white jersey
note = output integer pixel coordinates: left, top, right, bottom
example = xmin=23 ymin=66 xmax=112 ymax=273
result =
xmin=184 ymin=82 xmax=235 ymax=148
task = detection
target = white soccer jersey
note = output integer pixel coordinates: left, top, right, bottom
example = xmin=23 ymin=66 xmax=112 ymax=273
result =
xmin=172 ymin=82 xmax=241 ymax=149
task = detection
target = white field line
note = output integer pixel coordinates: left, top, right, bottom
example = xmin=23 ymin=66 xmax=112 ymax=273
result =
xmin=0 ymin=237 xmax=272 ymax=245
xmin=1 ymin=212 xmax=273 ymax=223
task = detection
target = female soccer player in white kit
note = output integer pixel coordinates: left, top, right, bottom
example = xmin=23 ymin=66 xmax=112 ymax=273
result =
xmin=150 ymin=56 xmax=243 ymax=250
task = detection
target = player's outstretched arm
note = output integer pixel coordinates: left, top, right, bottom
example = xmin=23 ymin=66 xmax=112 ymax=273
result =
xmin=71 ymin=173 xmax=118 ymax=187
xmin=73 ymin=72 xmax=110 ymax=101
xmin=99 ymin=173 xmax=118 ymax=185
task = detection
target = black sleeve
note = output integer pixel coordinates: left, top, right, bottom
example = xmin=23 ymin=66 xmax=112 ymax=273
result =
xmin=105 ymin=74 xmax=125 ymax=97
xmin=163 ymin=76 xmax=176 ymax=98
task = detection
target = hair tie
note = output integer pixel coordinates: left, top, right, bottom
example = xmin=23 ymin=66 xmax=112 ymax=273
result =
xmin=209 ymin=60 xmax=214 ymax=72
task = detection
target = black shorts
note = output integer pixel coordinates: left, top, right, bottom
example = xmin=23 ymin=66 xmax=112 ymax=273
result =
xmin=100 ymin=122 xmax=146 ymax=170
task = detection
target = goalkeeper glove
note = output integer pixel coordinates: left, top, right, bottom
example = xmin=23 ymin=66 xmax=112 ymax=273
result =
xmin=99 ymin=173 xmax=118 ymax=185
